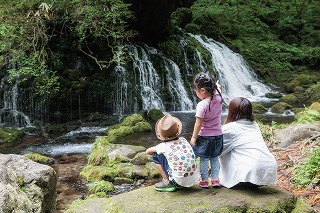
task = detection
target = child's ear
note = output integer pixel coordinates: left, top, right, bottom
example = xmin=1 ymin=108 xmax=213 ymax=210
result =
xmin=200 ymin=88 xmax=206 ymax=93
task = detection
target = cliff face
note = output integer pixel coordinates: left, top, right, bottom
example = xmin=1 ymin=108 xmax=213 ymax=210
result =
xmin=125 ymin=0 xmax=195 ymax=42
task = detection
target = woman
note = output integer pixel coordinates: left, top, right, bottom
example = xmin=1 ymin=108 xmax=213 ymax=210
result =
xmin=219 ymin=97 xmax=277 ymax=188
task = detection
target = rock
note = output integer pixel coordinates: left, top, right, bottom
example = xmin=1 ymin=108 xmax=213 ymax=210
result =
xmin=0 ymin=154 xmax=57 ymax=213
xmin=131 ymin=152 xmax=152 ymax=165
xmin=65 ymin=185 xmax=315 ymax=213
xmin=275 ymin=124 xmax=320 ymax=148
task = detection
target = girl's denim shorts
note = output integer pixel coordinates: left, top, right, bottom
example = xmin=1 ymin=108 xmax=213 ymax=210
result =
xmin=192 ymin=135 xmax=223 ymax=158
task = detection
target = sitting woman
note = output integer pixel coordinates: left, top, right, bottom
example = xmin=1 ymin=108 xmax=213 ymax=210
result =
xmin=219 ymin=97 xmax=277 ymax=188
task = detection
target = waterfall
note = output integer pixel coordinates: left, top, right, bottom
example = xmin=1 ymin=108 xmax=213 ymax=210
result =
xmin=0 ymin=79 xmax=33 ymax=128
xmin=129 ymin=44 xmax=193 ymax=112
xmin=129 ymin=44 xmax=165 ymax=111
xmin=191 ymin=34 xmax=274 ymax=105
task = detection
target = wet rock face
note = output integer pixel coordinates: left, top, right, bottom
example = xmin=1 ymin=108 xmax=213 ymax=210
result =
xmin=126 ymin=0 xmax=195 ymax=42
xmin=0 ymin=154 xmax=57 ymax=213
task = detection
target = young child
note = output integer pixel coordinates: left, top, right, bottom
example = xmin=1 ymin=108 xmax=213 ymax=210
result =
xmin=146 ymin=114 xmax=200 ymax=192
xmin=190 ymin=72 xmax=223 ymax=188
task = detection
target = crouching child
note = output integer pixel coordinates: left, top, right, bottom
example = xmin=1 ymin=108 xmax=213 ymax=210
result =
xmin=146 ymin=114 xmax=200 ymax=192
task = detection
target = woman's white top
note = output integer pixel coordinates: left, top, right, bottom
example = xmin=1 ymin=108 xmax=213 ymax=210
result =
xmin=219 ymin=119 xmax=277 ymax=188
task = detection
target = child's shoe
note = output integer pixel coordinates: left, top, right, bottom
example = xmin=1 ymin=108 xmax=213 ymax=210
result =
xmin=211 ymin=178 xmax=220 ymax=187
xmin=198 ymin=180 xmax=209 ymax=188
xmin=154 ymin=180 xmax=176 ymax=192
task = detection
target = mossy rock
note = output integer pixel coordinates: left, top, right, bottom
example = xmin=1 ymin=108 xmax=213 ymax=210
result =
xmin=279 ymin=94 xmax=299 ymax=105
xmin=121 ymin=114 xmax=147 ymax=127
xmin=113 ymin=163 xmax=134 ymax=179
xmin=265 ymin=92 xmax=282 ymax=99
xmin=147 ymin=109 xmax=164 ymax=122
xmin=171 ymin=7 xmax=193 ymax=28
xmin=295 ymin=74 xmax=318 ymax=86
xmin=271 ymin=102 xmax=292 ymax=114
xmin=309 ymin=102 xmax=320 ymax=112
xmin=252 ymin=103 xmax=268 ymax=114
xmin=284 ymin=79 xmax=300 ymax=93
xmin=0 ymin=128 xmax=25 ymax=143
xmin=306 ymin=82 xmax=320 ymax=103
xmin=145 ymin=162 xmax=160 ymax=178
xmin=80 ymin=165 xmax=117 ymax=182
xmin=113 ymin=177 xmax=134 ymax=185
xmin=23 ymin=153 xmax=54 ymax=165
xmin=65 ymin=186 xmax=316 ymax=213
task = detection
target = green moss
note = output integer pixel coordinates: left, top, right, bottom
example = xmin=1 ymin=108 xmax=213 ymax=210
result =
xmin=80 ymin=165 xmax=116 ymax=182
xmin=252 ymin=103 xmax=268 ymax=114
xmin=147 ymin=109 xmax=164 ymax=122
xmin=306 ymin=82 xmax=320 ymax=103
xmin=0 ymin=128 xmax=25 ymax=143
xmin=145 ymin=162 xmax=160 ymax=178
xmin=87 ymin=141 xmax=110 ymax=166
xmin=24 ymin=153 xmax=54 ymax=165
xmin=271 ymin=102 xmax=292 ymax=114
xmin=279 ymin=94 xmax=299 ymax=105
xmin=113 ymin=163 xmax=133 ymax=179
xmin=292 ymin=197 xmax=317 ymax=213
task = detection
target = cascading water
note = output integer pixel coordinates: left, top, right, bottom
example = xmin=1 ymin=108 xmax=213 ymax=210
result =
xmin=129 ymin=44 xmax=193 ymax=112
xmin=190 ymin=34 xmax=274 ymax=105
xmin=0 ymin=78 xmax=33 ymax=128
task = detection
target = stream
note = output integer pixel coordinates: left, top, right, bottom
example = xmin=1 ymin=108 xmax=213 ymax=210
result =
xmin=0 ymin=111 xmax=295 ymax=212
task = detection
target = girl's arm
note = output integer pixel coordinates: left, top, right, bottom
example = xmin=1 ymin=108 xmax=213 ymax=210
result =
xmin=190 ymin=117 xmax=203 ymax=146
xmin=146 ymin=146 xmax=157 ymax=155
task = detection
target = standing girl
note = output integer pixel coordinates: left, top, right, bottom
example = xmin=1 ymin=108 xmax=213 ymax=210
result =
xmin=190 ymin=72 xmax=223 ymax=188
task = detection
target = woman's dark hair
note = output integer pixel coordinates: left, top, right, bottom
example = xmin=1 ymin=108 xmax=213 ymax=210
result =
xmin=224 ymin=97 xmax=254 ymax=124
xmin=193 ymin=72 xmax=222 ymax=111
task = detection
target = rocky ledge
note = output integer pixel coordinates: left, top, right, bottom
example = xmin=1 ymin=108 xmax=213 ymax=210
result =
xmin=65 ymin=184 xmax=316 ymax=213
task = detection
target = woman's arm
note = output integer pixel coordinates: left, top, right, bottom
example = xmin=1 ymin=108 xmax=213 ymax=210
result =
xmin=190 ymin=117 xmax=203 ymax=146
xmin=220 ymin=125 xmax=235 ymax=156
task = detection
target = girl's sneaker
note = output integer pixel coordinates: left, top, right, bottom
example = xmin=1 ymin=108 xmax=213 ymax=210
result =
xmin=211 ymin=179 xmax=220 ymax=187
xmin=198 ymin=180 xmax=209 ymax=188
xmin=154 ymin=180 xmax=176 ymax=192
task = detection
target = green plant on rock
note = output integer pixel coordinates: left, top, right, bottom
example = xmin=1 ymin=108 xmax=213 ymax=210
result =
xmin=88 ymin=180 xmax=114 ymax=196
xmin=294 ymin=103 xmax=320 ymax=124
xmin=291 ymin=146 xmax=320 ymax=187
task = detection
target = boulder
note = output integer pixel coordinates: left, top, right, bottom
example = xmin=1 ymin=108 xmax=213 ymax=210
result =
xmin=0 ymin=154 xmax=57 ymax=213
xmin=275 ymin=124 xmax=320 ymax=148
xmin=65 ymin=185 xmax=315 ymax=213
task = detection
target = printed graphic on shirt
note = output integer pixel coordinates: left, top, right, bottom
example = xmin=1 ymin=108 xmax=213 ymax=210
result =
xmin=168 ymin=140 xmax=197 ymax=177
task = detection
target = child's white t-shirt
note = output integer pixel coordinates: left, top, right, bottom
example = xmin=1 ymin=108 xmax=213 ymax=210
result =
xmin=156 ymin=137 xmax=200 ymax=187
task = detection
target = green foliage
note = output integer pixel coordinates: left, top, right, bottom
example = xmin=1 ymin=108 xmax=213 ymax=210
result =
xmin=0 ymin=128 xmax=25 ymax=143
xmin=70 ymin=0 xmax=137 ymax=69
xmin=0 ymin=0 xmax=137 ymax=97
xmin=189 ymin=0 xmax=320 ymax=90
xmin=291 ymin=146 xmax=320 ymax=187
xmin=87 ymin=180 xmax=114 ymax=194
xmin=294 ymin=102 xmax=320 ymax=124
